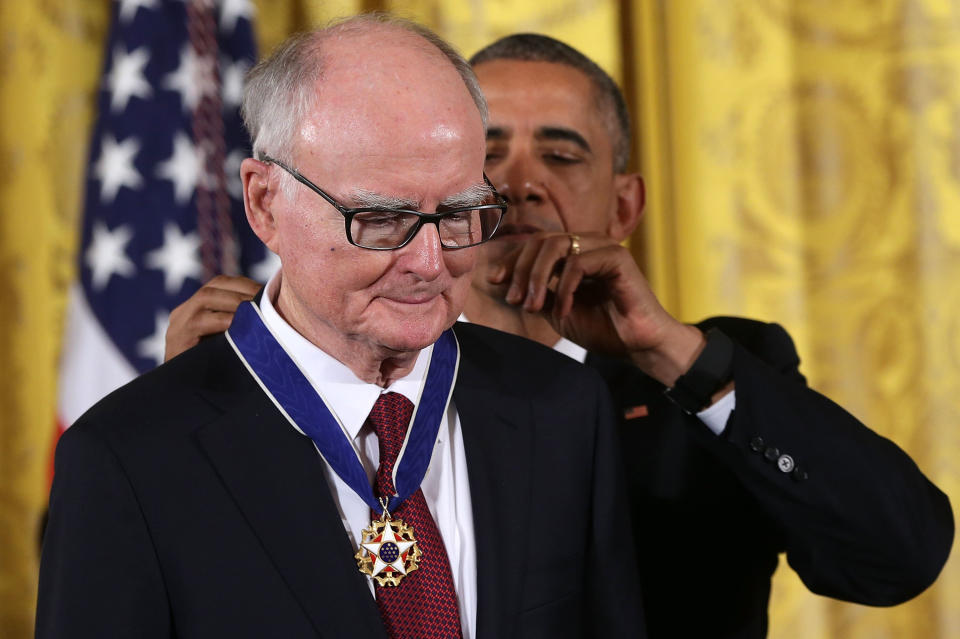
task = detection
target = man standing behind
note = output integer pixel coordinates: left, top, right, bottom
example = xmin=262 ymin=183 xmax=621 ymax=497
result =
xmin=165 ymin=33 xmax=954 ymax=639
xmin=469 ymin=34 xmax=954 ymax=638
xmin=37 ymin=18 xmax=643 ymax=639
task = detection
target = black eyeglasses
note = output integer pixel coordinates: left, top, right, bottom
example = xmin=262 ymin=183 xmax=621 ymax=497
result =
xmin=261 ymin=155 xmax=506 ymax=250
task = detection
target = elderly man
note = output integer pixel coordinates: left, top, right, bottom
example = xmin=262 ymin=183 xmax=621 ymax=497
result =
xmin=37 ymin=18 xmax=644 ymax=639
xmin=166 ymin=32 xmax=954 ymax=639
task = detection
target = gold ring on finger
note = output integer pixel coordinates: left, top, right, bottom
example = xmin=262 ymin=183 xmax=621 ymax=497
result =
xmin=568 ymin=234 xmax=582 ymax=256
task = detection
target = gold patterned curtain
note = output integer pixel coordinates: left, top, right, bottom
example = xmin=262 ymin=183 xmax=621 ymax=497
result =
xmin=0 ymin=3 xmax=108 ymax=637
xmin=2 ymin=1 xmax=956 ymax=638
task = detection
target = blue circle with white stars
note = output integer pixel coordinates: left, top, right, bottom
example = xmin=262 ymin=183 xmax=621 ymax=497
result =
xmin=379 ymin=541 xmax=400 ymax=563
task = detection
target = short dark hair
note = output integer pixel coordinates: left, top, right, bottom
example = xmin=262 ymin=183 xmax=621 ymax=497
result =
xmin=470 ymin=33 xmax=631 ymax=173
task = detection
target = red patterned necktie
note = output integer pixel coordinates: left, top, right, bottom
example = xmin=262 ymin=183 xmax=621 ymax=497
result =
xmin=368 ymin=392 xmax=463 ymax=639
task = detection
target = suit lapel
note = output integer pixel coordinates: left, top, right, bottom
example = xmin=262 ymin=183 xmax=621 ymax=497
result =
xmin=455 ymin=349 xmax=534 ymax=639
xmin=197 ymin=385 xmax=387 ymax=639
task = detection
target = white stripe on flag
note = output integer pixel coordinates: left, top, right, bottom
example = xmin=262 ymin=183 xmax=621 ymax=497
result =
xmin=57 ymin=283 xmax=138 ymax=429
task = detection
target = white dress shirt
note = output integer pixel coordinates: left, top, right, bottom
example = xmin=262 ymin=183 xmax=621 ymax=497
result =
xmin=261 ymin=273 xmax=477 ymax=639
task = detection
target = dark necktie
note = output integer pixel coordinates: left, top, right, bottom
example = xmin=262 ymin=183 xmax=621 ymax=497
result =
xmin=368 ymin=392 xmax=464 ymax=639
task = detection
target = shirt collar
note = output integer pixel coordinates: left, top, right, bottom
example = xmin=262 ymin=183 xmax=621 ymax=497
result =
xmin=260 ymin=270 xmax=430 ymax=440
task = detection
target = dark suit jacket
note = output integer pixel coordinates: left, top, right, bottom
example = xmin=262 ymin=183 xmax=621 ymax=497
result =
xmin=37 ymin=322 xmax=644 ymax=639
xmin=588 ymin=317 xmax=954 ymax=639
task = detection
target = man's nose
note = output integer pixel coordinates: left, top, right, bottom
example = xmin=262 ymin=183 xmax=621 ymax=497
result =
xmin=492 ymin=154 xmax=548 ymax=206
xmin=400 ymin=222 xmax=444 ymax=279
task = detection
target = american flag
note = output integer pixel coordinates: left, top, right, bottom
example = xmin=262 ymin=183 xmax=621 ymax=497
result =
xmin=56 ymin=0 xmax=277 ymax=433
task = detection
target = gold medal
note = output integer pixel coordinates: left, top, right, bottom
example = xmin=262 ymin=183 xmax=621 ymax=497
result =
xmin=355 ymin=501 xmax=421 ymax=586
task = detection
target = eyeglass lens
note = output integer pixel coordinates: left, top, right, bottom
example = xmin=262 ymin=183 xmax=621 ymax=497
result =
xmin=351 ymin=208 xmax=503 ymax=249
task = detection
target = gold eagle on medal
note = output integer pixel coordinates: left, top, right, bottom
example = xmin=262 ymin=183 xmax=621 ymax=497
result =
xmin=355 ymin=515 xmax=422 ymax=587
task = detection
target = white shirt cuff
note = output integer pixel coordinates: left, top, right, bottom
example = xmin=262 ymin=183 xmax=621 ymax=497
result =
xmin=697 ymin=390 xmax=736 ymax=435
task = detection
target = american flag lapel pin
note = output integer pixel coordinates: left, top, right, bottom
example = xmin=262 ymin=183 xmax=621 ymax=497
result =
xmin=624 ymin=405 xmax=649 ymax=420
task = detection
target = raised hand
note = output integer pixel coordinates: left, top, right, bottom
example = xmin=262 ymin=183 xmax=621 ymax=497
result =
xmin=164 ymin=275 xmax=261 ymax=362
xmin=492 ymin=231 xmax=705 ymax=386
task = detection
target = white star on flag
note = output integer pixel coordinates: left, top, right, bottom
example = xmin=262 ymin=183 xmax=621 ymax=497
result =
xmin=93 ymin=134 xmax=144 ymax=203
xmin=156 ymin=131 xmax=205 ymax=204
xmin=224 ymin=148 xmax=245 ymax=198
xmin=106 ymin=45 xmax=153 ymax=113
xmin=137 ymin=310 xmax=171 ymax=367
xmin=361 ymin=519 xmax=417 ymax=578
xmin=162 ymin=43 xmax=216 ymax=112
xmin=85 ymin=221 xmax=137 ymax=290
xmin=249 ymin=250 xmax=281 ymax=283
xmin=219 ymin=0 xmax=254 ymax=34
xmin=145 ymin=222 xmax=203 ymax=294
xmin=117 ymin=0 xmax=159 ymax=24
xmin=221 ymin=57 xmax=248 ymax=109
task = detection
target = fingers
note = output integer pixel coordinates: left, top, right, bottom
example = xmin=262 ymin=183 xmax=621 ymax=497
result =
xmin=551 ymin=246 xmax=632 ymax=320
xmin=553 ymin=255 xmax=587 ymax=319
xmin=505 ymin=233 xmax=616 ymax=312
xmin=187 ymin=280 xmax=259 ymax=313
xmin=202 ymin=274 xmax=262 ymax=298
xmin=164 ymin=276 xmax=261 ymax=362
xmin=516 ymin=235 xmax=568 ymax=311
xmin=487 ymin=263 xmax=509 ymax=285
xmin=504 ymin=233 xmax=561 ymax=308
xmin=493 ymin=231 xmax=688 ymax=369
xmin=186 ymin=306 xmax=236 ymax=337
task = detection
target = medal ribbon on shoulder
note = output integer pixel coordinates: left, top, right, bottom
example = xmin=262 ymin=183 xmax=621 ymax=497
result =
xmin=225 ymin=301 xmax=459 ymax=584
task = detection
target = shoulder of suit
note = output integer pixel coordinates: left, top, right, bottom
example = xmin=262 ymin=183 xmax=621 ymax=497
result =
xmin=695 ymin=315 xmax=782 ymax=338
xmin=452 ymin=321 xmax=603 ymax=385
xmin=69 ymin=335 xmax=247 ymax=441
xmin=453 ymin=321 xmax=586 ymax=364
xmin=695 ymin=315 xmax=800 ymax=376
xmin=697 ymin=315 xmax=793 ymax=350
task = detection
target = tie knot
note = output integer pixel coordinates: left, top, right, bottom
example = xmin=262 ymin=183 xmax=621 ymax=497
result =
xmin=369 ymin=392 xmax=415 ymax=491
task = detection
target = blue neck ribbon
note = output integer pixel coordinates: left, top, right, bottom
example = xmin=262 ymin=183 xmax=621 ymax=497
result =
xmin=226 ymin=300 xmax=459 ymax=513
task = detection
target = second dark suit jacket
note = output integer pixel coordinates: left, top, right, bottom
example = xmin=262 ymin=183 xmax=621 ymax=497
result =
xmin=37 ymin=322 xmax=644 ymax=639
xmin=588 ymin=316 xmax=954 ymax=639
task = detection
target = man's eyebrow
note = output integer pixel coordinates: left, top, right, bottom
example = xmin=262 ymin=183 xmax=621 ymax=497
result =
xmin=535 ymin=126 xmax=592 ymax=153
xmin=439 ymin=182 xmax=494 ymax=209
xmin=486 ymin=126 xmax=510 ymax=140
xmin=348 ymin=182 xmax=493 ymax=211
xmin=348 ymin=189 xmax=419 ymax=210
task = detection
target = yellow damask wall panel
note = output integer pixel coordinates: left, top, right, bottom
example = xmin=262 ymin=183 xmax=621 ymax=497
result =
xmin=0 ymin=2 xmax=110 ymax=638
xmin=254 ymin=0 xmax=621 ymax=73
xmin=634 ymin=1 xmax=959 ymax=638
xmin=386 ymin=0 xmax=620 ymax=79
xmin=253 ymin=0 xmax=365 ymax=55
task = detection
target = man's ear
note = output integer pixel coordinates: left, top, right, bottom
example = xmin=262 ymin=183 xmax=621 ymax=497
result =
xmin=606 ymin=173 xmax=646 ymax=242
xmin=241 ymin=157 xmax=281 ymax=254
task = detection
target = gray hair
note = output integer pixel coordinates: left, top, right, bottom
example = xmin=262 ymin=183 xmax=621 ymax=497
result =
xmin=241 ymin=13 xmax=488 ymax=173
xmin=470 ymin=33 xmax=631 ymax=173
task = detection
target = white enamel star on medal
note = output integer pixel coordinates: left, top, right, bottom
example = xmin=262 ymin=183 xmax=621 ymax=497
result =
xmin=355 ymin=514 xmax=422 ymax=587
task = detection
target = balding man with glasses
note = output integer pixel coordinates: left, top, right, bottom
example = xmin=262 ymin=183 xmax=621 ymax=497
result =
xmin=37 ymin=15 xmax=644 ymax=639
